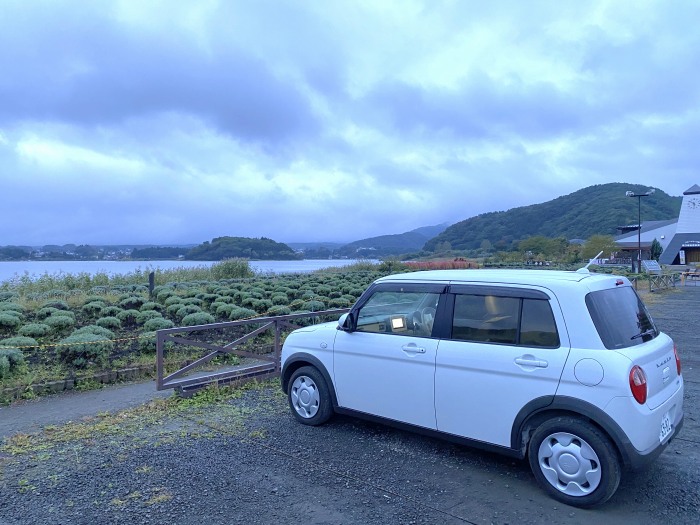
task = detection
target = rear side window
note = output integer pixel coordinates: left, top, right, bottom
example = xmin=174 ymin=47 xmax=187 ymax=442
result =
xmin=585 ymin=287 xmax=658 ymax=349
xmin=451 ymin=294 xmax=559 ymax=347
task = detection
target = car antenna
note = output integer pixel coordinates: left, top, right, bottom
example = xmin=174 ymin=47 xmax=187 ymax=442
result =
xmin=577 ymin=251 xmax=604 ymax=274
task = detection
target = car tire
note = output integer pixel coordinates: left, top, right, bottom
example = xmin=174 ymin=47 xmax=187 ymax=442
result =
xmin=528 ymin=416 xmax=621 ymax=508
xmin=288 ymin=366 xmax=334 ymax=426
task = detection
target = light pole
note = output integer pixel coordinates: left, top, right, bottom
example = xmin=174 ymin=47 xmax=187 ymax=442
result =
xmin=625 ymin=188 xmax=655 ymax=272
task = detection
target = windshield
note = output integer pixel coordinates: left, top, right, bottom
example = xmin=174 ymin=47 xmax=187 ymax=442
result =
xmin=585 ymin=287 xmax=659 ymax=349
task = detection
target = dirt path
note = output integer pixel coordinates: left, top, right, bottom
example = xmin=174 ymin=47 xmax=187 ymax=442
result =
xmin=0 ymin=380 xmax=172 ymax=439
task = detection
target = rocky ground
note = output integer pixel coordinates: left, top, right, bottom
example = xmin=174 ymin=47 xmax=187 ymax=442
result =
xmin=0 ymin=286 xmax=698 ymax=524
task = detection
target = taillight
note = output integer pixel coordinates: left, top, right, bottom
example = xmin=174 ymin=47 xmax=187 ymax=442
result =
xmin=629 ymin=365 xmax=647 ymax=404
xmin=673 ymin=344 xmax=682 ymax=376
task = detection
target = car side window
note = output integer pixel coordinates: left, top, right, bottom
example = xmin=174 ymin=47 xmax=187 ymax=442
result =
xmin=520 ymin=298 xmax=560 ymax=347
xmin=452 ymin=294 xmax=519 ymax=344
xmin=451 ymin=294 xmax=559 ymax=347
xmin=356 ymin=290 xmax=440 ymax=337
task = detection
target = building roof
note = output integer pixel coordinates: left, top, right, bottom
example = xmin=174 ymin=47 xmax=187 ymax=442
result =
xmin=683 ymin=184 xmax=700 ymax=195
xmin=614 ymin=219 xmax=677 ymax=241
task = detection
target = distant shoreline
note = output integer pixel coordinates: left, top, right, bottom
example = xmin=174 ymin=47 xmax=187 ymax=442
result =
xmin=0 ymin=259 xmax=373 ymax=284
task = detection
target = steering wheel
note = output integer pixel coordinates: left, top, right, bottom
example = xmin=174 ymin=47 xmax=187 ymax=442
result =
xmin=412 ymin=307 xmax=436 ymax=334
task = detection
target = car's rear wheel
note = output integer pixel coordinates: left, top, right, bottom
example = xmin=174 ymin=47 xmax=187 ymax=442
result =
xmin=528 ymin=416 xmax=621 ymax=507
xmin=288 ymin=366 xmax=333 ymax=426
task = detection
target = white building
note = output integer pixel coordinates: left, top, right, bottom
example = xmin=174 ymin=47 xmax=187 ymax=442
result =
xmin=615 ymin=184 xmax=700 ymax=266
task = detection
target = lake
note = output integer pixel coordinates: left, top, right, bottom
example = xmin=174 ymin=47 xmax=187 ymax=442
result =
xmin=0 ymin=259 xmax=373 ymax=284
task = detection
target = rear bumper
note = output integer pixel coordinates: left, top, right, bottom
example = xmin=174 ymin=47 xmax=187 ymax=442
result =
xmin=623 ymin=409 xmax=684 ymax=471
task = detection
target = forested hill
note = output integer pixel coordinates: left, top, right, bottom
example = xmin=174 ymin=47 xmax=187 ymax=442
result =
xmin=424 ymin=183 xmax=682 ymax=252
xmin=186 ymin=236 xmax=300 ymax=261
xmin=336 ymin=224 xmax=448 ymax=257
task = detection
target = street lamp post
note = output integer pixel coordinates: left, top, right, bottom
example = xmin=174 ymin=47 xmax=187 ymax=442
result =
xmin=625 ymin=188 xmax=655 ymax=273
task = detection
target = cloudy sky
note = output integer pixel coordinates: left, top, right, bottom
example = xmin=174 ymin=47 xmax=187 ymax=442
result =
xmin=1 ymin=0 xmax=699 ymax=246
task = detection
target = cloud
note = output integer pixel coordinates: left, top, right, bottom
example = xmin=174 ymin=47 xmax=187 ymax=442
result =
xmin=0 ymin=0 xmax=699 ymax=247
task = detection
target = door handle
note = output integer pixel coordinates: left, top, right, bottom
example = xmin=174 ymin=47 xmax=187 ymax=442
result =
xmin=515 ymin=356 xmax=548 ymax=368
xmin=402 ymin=343 xmax=426 ymax=354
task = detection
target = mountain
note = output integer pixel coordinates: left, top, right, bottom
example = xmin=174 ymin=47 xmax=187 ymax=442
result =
xmin=424 ymin=184 xmax=682 ymax=252
xmin=337 ymin=223 xmax=449 ymax=257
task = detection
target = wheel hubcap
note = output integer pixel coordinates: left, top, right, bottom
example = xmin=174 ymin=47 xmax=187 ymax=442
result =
xmin=290 ymin=375 xmax=320 ymax=418
xmin=538 ymin=432 xmax=602 ymax=496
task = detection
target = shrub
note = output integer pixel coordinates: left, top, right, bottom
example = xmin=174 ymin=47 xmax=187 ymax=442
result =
xmin=81 ymin=301 xmax=105 ymax=317
xmin=181 ymin=298 xmax=204 ymax=307
xmin=74 ymin=325 xmax=115 ymax=339
xmin=140 ymin=301 xmax=163 ymax=312
xmin=0 ymin=292 xmax=19 ymax=301
xmin=241 ymin=296 xmax=257 ymax=308
xmin=166 ymin=303 xmax=185 ymax=317
xmin=82 ymin=294 xmax=107 ymax=303
xmin=143 ymin=318 xmax=175 ymax=331
xmin=136 ymin=310 xmax=162 ymax=324
xmin=44 ymin=315 xmax=76 ymax=332
xmin=0 ymin=336 xmax=39 ymax=351
xmin=175 ymin=305 xmax=202 ymax=320
xmin=96 ymin=316 xmax=122 ymax=330
xmin=18 ymin=323 xmax=51 ymax=338
xmin=101 ymin=306 xmax=123 ymax=317
xmin=251 ymin=299 xmax=273 ymax=314
xmin=267 ymin=305 xmax=291 ymax=316
xmin=0 ymin=302 xmax=24 ymax=314
xmin=329 ymin=298 xmax=352 ymax=308
xmin=229 ymin=307 xmax=257 ymax=320
xmin=59 ymin=333 xmax=113 ymax=368
xmin=138 ymin=331 xmax=175 ymax=353
xmin=211 ymin=259 xmax=254 ymax=280
xmin=270 ymin=293 xmax=289 ymax=305
xmin=119 ymin=296 xmax=146 ymax=310
xmin=215 ymin=303 xmax=236 ymax=317
xmin=156 ymin=288 xmax=175 ymax=302
xmin=181 ymin=312 xmax=215 ymax=326
xmin=37 ymin=306 xmax=61 ymax=319
xmin=0 ymin=313 xmax=22 ymax=331
xmin=0 ymin=348 xmax=25 ymax=379
xmin=303 ymin=300 xmax=326 ymax=312
xmin=200 ymin=293 xmax=220 ymax=306
xmin=42 ymin=300 xmax=70 ymax=310
xmin=117 ymin=309 xmax=140 ymax=326
xmin=289 ymin=299 xmax=306 ymax=311
xmin=164 ymin=296 xmax=184 ymax=307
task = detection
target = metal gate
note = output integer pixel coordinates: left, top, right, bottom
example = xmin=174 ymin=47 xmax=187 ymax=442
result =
xmin=155 ymin=308 xmax=349 ymax=394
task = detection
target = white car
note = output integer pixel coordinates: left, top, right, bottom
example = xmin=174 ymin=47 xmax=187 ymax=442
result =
xmin=280 ymin=269 xmax=684 ymax=507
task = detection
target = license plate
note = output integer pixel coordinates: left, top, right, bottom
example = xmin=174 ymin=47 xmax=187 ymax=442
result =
xmin=659 ymin=411 xmax=673 ymax=442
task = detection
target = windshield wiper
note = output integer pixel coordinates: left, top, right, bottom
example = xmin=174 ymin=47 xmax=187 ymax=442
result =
xmin=631 ymin=329 xmax=656 ymax=340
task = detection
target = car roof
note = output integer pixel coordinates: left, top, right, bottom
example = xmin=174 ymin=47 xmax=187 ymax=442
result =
xmin=375 ymin=269 xmax=621 ymax=289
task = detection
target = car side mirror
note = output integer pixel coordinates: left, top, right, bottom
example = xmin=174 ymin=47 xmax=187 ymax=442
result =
xmin=338 ymin=312 xmax=355 ymax=332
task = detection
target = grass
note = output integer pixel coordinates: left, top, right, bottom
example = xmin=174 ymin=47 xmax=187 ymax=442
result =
xmin=0 ymin=379 xmax=280 ymax=456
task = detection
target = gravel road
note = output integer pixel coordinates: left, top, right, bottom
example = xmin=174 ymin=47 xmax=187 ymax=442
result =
xmin=1 ymin=286 xmax=698 ymax=524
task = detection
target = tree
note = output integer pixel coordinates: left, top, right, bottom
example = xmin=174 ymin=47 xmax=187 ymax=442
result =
xmin=582 ymin=235 xmax=618 ymax=260
xmin=650 ymin=238 xmax=663 ymax=261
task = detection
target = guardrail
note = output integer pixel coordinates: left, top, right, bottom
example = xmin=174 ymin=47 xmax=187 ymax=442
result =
xmin=156 ymin=308 xmax=349 ymax=394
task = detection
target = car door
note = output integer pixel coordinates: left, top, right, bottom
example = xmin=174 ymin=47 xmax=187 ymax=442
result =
xmin=333 ymin=283 xmax=445 ymax=430
xmin=434 ymin=285 xmax=571 ymax=447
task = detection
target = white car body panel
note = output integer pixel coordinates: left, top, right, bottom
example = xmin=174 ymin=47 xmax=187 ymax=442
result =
xmin=333 ymin=331 xmax=439 ymax=429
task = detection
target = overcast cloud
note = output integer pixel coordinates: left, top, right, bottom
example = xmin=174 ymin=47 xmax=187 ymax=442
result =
xmin=1 ymin=0 xmax=699 ymax=246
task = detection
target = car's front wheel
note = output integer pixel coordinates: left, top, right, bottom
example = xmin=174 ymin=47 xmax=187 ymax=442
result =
xmin=528 ymin=416 xmax=621 ymax=507
xmin=288 ymin=366 xmax=333 ymax=426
